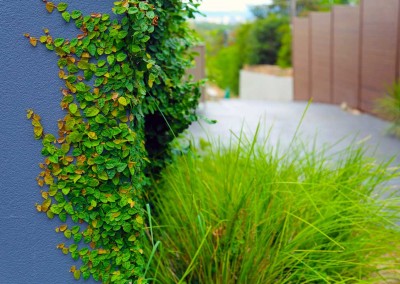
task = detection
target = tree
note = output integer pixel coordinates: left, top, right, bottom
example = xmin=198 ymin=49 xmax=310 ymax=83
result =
xmin=250 ymin=0 xmax=360 ymax=19
xmin=246 ymin=14 xmax=289 ymax=65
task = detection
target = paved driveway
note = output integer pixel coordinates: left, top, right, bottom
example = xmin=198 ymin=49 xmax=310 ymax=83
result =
xmin=189 ymin=100 xmax=400 ymax=167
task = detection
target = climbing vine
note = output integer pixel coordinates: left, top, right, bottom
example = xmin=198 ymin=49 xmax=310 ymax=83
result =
xmin=25 ymin=0 xmax=201 ymax=283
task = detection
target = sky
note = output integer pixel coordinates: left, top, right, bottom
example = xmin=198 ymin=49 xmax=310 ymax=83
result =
xmin=199 ymin=0 xmax=272 ymax=13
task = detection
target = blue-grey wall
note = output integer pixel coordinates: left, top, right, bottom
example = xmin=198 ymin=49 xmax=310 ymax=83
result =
xmin=0 ymin=1 xmax=112 ymax=283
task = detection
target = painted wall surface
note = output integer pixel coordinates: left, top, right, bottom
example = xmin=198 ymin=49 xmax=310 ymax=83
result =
xmin=239 ymin=70 xmax=293 ymax=101
xmin=0 ymin=1 xmax=113 ymax=283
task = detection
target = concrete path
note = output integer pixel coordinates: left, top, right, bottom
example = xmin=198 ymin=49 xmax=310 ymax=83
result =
xmin=189 ymin=100 xmax=400 ymax=166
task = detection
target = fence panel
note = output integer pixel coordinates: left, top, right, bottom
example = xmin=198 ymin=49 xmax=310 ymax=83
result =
xmin=332 ymin=6 xmax=360 ymax=108
xmin=293 ymin=17 xmax=310 ymax=101
xmin=360 ymin=0 xmax=400 ymax=113
xmin=310 ymin=12 xmax=332 ymax=103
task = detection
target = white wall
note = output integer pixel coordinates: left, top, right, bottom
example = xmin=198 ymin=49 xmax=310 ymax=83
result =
xmin=239 ymin=70 xmax=293 ymax=101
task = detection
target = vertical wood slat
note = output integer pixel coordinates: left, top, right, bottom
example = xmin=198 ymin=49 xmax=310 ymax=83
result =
xmin=310 ymin=12 xmax=332 ymax=103
xmin=360 ymin=0 xmax=400 ymax=113
xmin=332 ymin=6 xmax=361 ymax=108
xmin=293 ymin=17 xmax=310 ymax=101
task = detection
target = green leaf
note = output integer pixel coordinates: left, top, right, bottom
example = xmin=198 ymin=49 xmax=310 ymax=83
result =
xmin=46 ymin=43 xmax=54 ymax=51
xmin=71 ymin=10 xmax=82 ymax=19
xmin=96 ymin=145 xmax=104 ymax=155
xmin=82 ymin=271 xmax=90 ymax=280
xmin=62 ymin=187 xmax=70 ymax=195
xmin=94 ymin=77 xmax=104 ymax=87
xmin=54 ymin=38 xmax=65 ymax=47
xmin=74 ymin=233 xmax=82 ymax=243
xmin=95 ymin=114 xmax=107 ymax=124
xmin=50 ymin=205 xmax=63 ymax=214
xmin=116 ymin=163 xmax=127 ymax=173
xmin=64 ymin=229 xmax=72 ymax=239
xmin=98 ymin=60 xmax=106 ymax=67
xmin=94 ymin=156 xmax=106 ymax=164
xmin=69 ymin=244 xmax=78 ymax=252
xmin=59 ymin=212 xmax=67 ymax=222
xmin=61 ymin=143 xmax=70 ymax=154
xmin=68 ymin=131 xmax=83 ymax=143
xmin=47 ymin=210 xmax=55 ymax=219
xmin=70 ymin=38 xmax=78 ymax=47
xmin=61 ymin=11 xmax=71 ymax=22
xmin=71 ymin=225 xmax=80 ymax=234
xmin=126 ymin=82 xmax=133 ymax=92
xmin=107 ymin=54 xmax=115 ymax=65
xmin=146 ymin=11 xmax=155 ymax=19
xmin=128 ymin=7 xmax=138 ymax=14
xmin=131 ymin=45 xmax=141 ymax=53
xmin=76 ymin=82 xmax=89 ymax=92
xmin=105 ymin=160 xmax=119 ymax=169
xmin=69 ymin=103 xmax=78 ymax=114
xmin=113 ymin=6 xmax=127 ymax=14
xmin=57 ymin=2 xmax=68 ymax=12
xmin=87 ymin=44 xmax=96 ymax=56
xmin=118 ymin=30 xmax=128 ymax=39
xmin=64 ymin=203 xmax=74 ymax=215
xmin=85 ymin=107 xmax=99 ymax=117
xmin=62 ymin=45 xmax=70 ymax=54
xmin=139 ymin=2 xmax=148 ymax=10
xmin=79 ymin=248 xmax=89 ymax=256
xmin=78 ymin=60 xmax=90 ymax=70
xmin=67 ymin=64 xmax=79 ymax=73
xmin=142 ymin=35 xmax=150 ymax=43
xmin=116 ymin=52 xmax=127 ymax=62
xmin=98 ymin=171 xmax=108 ymax=181
xmin=49 ymin=186 xmax=58 ymax=196
xmin=43 ymin=134 xmax=56 ymax=144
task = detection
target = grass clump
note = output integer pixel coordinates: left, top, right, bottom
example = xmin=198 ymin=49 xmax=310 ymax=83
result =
xmin=146 ymin=133 xmax=400 ymax=283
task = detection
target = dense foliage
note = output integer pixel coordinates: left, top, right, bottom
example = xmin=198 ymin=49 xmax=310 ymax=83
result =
xmin=25 ymin=0 xmax=201 ymax=283
xmin=148 ymin=133 xmax=400 ymax=283
xmin=197 ymin=14 xmax=290 ymax=95
xmin=244 ymin=15 xmax=289 ymax=66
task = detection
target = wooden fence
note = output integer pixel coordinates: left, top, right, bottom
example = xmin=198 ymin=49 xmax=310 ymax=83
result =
xmin=293 ymin=0 xmax=400 ymax=113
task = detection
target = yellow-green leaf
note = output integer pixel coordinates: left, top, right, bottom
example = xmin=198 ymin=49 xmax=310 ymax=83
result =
xmin=73 ymin=270 xmax=81 ymax=280
xmin=85 ymin=106 xmax=99 ymax=117
xmin=98 ymin=171 xmax=108 ymax=181
xmin=57 ymin=2 xmax=68 ymax=12
xmin=136 ymin=216 xmax=143 ymax=224
xmin=41 ymin=198 xmax=52 ymax=212
xmin=118 ymin=97 xmax=128 ymax=106
xmin=88 ymin=132 xmax=98 ymax=139
xmin=69 ymin=103 xmax=78 ymax=114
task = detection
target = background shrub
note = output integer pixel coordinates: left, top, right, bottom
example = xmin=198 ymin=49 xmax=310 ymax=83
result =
xmin=245 ymin=15 xmax=289 ymax=66
xmin=376 ymin=82 xmax=400 ymax=138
